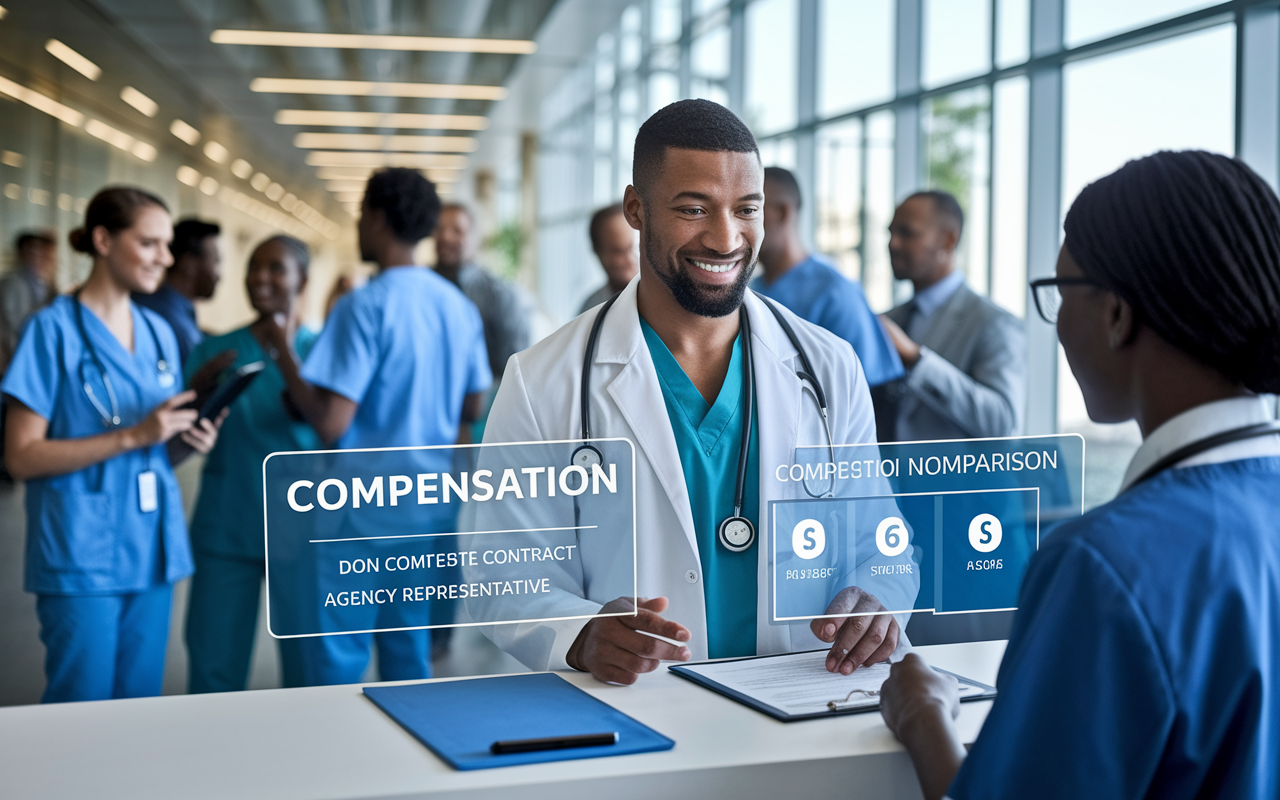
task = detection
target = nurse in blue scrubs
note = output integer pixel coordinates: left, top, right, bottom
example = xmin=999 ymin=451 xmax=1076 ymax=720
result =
xmin=877 ymin=150 xmax=1280 ymax=798
xmin=2 ymin=187 xmax=221 ymax=703
xmin=183 ymin=235 xmax=321 ymax=692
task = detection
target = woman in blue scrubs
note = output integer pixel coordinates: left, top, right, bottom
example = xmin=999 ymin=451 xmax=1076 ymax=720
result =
xmin=878 ymin=150 xmax=1280 ymax=798
xmin=2 ymin=187 xmax=221 ymax=703
xmin=183 ymin=235 xmax=320 ymax=692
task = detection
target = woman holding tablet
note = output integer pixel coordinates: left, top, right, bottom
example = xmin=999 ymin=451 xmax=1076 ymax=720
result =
xmin=878 ymin=150 xmax=1280 ymax=798
xmin=183 ymin=235 xmax=321 ymax=693
xmin=2 ymin=187 xmax=222 ymax=703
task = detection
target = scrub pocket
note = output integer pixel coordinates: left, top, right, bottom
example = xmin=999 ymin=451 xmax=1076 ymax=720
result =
xmin=35 ymin=487 xmax=117 ymax=580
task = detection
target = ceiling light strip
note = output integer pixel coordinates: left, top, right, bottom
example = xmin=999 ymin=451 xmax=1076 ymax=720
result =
xmin=293 ymin=132 xmax=477 ymax=152
xmin=251 ymin=78 xmax=506 ymax=101
xmin=45 ymin=39 xmax=100 ymax=80
xmin=274 ymin=109 xmax=488 ymax=130
xmin=212 ymin=29 xmax=535 ymax=55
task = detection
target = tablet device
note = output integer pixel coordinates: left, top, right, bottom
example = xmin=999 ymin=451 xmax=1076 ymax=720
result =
xmin=197 ymin=361 xmax=266 ymax=420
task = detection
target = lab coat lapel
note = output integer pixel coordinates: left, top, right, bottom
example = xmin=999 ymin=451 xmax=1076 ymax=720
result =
xmin=746 ymin=293 xmax=803 ymax=654
xmin=598 ymin=285 xmax=701 ymax=560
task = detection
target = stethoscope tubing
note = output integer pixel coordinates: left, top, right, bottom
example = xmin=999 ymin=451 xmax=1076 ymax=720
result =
xmin=72 ymin=289 xmax=172 ymax=429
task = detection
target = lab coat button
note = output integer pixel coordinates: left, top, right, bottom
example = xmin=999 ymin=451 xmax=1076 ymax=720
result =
xmin=685 ymin=570 xmax=699 ymax=584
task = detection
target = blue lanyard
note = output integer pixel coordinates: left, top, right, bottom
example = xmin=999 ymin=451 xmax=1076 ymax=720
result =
xmin=72 ymin=291 xmax=174 ymax=428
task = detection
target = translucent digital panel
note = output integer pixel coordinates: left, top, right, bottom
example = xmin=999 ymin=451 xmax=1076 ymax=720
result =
xmin=922 ymin=87 xmax=991 ymax=296
xmin=649 ymin=71 xmax=680 ymax=114
xmin=652 ymin=0 xmax=683 ymax=45
xmin=923 ymin=0 xmax=991 ymax=89
xmin=816 ymin=118 xmax=864 ymax=283
xmin=619 ymin=5 xmax=643 ymax=71
xmin=818 ymin=0 xmax=894 ymax=116
xmin=1066 ymin=0 xmax=1220 ymax=47
xmin=864 ymin=110 xmax=896 ymax=312
xmin=745 ymin=0 xmax=799 ymax=135
xmin=996 ymin=0 xmax=1030 ymax=67
xmin=1058 ymin=25 xmax=1233 ymax=503
xmin=990 ymin=77 xmax=1028 ymax=317
xmin=1062 ymin=25 xmax=1235 ymax=211
xmin=771 ymin=437 xmax=1084 ymax=621
xmin=263 ymin=440 xmax=638 ymax=637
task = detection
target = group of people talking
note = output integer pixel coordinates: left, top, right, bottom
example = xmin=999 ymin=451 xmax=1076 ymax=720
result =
xmin=3 ymin=96 xmax=1278 ymax=798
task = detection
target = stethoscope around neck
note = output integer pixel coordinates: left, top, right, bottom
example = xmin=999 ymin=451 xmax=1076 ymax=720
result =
xmin=73 ymin=289 xmax=175 ymax=428
xmin=571 ymin=291 xmax=838 ymax=554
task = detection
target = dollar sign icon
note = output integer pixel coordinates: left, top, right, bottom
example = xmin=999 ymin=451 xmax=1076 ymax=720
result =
xmin=968 ymin=514 xmax=1002 ymax=553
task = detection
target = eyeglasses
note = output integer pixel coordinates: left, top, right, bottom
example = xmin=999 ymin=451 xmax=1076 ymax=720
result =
xmin=1029 ymin=277 xmax=1102 ymax=324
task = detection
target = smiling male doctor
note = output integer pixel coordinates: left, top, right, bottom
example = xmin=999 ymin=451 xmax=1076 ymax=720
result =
xmin=479 ymin=99 xmax=916 ymax=685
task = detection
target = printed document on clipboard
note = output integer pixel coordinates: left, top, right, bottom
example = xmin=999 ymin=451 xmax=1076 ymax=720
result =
xmin=669 ymin=650 xmax=995 ymax=722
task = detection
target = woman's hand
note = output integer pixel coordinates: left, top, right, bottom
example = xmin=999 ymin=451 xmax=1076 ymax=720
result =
xmin=879 ymin=653 xmax=968 ymax=800
xmin=126 ymin=390 xmax=199 ymax=450
xmin=250 ymin=312 xmax=293 ymax=361
xmin=178 ymin=408 xmax=228 ymax=455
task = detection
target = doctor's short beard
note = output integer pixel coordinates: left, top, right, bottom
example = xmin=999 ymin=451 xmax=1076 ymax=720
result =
xmin=643 ymin=224 xmax=756 ymax=318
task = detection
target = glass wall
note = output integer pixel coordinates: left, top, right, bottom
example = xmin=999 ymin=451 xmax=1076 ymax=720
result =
xmin=536 ymin=0 xmax=1274 ymax=505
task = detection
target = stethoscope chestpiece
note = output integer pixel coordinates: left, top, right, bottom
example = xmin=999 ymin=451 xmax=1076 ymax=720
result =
xmin=570 ymin=444 xmax=604 ymax=470
xmin=717 ymin=516 xmax=755 ymax=553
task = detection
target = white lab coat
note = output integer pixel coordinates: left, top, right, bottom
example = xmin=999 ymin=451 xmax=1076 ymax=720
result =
xmin=477 ymin=278 xmax=914 ymax=671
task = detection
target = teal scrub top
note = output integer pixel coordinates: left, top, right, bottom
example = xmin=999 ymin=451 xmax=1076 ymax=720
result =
xmin=640 ymin=319 xmax=759 ymax=659
xmin=185 ymin=325 xmax=322 ymax=560
xmin=1 ymin=296 xmax=190 ymax=595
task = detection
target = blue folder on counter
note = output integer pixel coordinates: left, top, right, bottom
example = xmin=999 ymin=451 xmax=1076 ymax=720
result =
xmin=363 ymin=673 xmax=675 ymax=770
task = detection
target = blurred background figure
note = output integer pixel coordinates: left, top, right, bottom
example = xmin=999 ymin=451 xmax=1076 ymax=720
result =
xmin=433 ymin=203 xmax=531 ymax=434
xmin=752 ymin=167 xmax=904 ymax=387
xmin=324 ymin=273 xmax=356 ymax=321
xmin=0 ymin=230 xmax=58 ymax=375
xmin=579 ymin=203 xmax=639 ymax=314
xmin=278 ymin=168 xmax=490 ymax=686
xmin=0 ymin=230 xmax=58 ymax=480
xmin=182 ymin=235 xmax=320 ymax=694
xmin=133 ymin=218 xmax=221 ymax=368
xmin=875 ymin=191 xmax=1026 ymax=443
xmin=1 ymin=187 xmax=220 ymax=703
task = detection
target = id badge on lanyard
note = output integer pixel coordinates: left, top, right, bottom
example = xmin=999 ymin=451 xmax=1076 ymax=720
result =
xmin=138 ymin=470 xmax=158 ymax=513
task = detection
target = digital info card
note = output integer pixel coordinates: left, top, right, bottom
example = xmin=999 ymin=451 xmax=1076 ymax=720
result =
xmin=769 ymin=435 xmax=1084 ymax=622
xmin=263 ymin=439 xmax=637 ymax=638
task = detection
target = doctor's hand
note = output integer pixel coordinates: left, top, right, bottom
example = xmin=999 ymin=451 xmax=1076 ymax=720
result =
xmin=566 ymin=596 xmax=692 ymax=685
xmin=812 ymin=586 xmax=900 ymax=674
xmin=178 ymin=408 xmax=228 ymax=455
xmin=125 ymin=391 xmax=200 ymax=450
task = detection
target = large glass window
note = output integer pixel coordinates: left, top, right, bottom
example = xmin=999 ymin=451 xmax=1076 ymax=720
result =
xmin=691 ymin=24 xmax=730 ymax=105
xmin=863 ymin=111 xmax=897 ymax=312
xmin=1058 ymin=24 xmax=1236 ymax=499
xmin=922 ymin=0 xmax=991 ymax=89
xmin=744 ymin=0 xmax=798 ymax=135
xmin=990 ymin=76 xmax=1028 ymax=317
xmin=922 ymin=87 xmax=991 ymax=296
xmin=1066 ymin=0 xmax=1221 ymax=48
xmin=818 ymin=0 xmax=894 ymax=117
xmin=995 ymin=0 xmax=1029 ymax=68
xmin=816 ymin=119 xmax=864 ymax=283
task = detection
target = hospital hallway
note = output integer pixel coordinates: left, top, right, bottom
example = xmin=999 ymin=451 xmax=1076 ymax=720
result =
xmin=0 ymin=456 xmax=526 ymax=707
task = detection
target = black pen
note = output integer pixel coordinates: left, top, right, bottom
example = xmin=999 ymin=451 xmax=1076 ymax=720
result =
xmin=491 ymin=731 xmax=619 ymax=755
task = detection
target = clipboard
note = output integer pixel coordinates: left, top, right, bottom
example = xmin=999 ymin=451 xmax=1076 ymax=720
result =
xmin=669 ymin=649 xmax=996 ymax=722
xmin=363 ymin=673 xmax=675 ymax=770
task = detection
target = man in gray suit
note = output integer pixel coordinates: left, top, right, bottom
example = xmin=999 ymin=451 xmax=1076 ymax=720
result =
xmin=876 ymin=191 xmax=1026 ymax=443
xmin=875 ymin=190 xmax=1026 ymax=645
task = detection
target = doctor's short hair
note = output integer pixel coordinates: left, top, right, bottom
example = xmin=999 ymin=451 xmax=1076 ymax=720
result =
xmin=632 ymin=99 xmax=759 ymax=198
xmin=363 ymin=167 xmax=441 ymax=244
xmin=1063 ymin=149 xmax=1280 ymax=394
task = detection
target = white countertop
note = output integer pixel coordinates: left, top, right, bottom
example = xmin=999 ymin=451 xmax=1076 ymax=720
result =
xmin=0 ymin=640 xmax=1005 ymax=800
